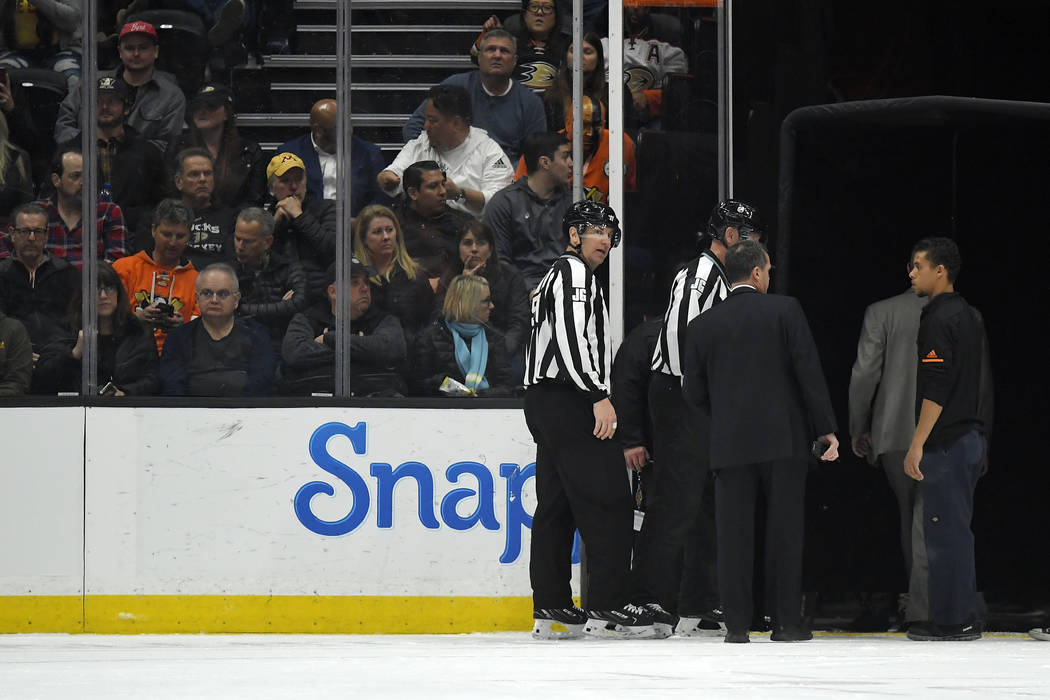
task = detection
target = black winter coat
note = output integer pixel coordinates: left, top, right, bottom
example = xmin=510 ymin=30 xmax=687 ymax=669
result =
xmin=409 ymin=318 xmax=513 ymax=396
xmin=167 ymin=133 xmax=268 ymax=210
xmin=235 ymin=249 xmax=308 ymax=352
xmin=270 ymin=195 xmax=337 ymax=301
xmin=35 ymin=316 xmax=161 ymax=396
xmin=280 ymin=300 xmax=407 ymax=396
xmin=370 ymin=265 xmax=437 ymax=345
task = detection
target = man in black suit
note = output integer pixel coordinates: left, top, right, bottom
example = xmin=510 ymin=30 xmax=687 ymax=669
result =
xmin=682 ymin=239 xmax=839 ymax=643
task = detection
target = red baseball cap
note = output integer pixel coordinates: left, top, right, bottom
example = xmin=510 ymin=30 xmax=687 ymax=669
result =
xmin=119 ymin=21 xmax=159 ymax=43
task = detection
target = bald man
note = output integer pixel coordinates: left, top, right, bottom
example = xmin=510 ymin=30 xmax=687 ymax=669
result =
xmin=275 ymin=98 xmax=386 ymax=215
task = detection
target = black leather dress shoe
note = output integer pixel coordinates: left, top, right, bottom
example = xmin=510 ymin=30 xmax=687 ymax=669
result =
xmin=770 ymin=626 xmax=813 ymax=642
xmin=724 ymin=631 xmax=750 ymax=643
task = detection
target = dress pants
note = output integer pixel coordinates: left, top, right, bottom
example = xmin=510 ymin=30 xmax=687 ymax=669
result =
xmin=525 ymin=382 xmax=634 ymax=611
xmin=714 ymin=458 xmax=808 ymax=633
xmin=630 ymin=373 xmax=719 ymax=614
xmin=879 ymin=450 xmax=929 ymax=622
xmin=916 ymin=429 xmax=985 ymax=626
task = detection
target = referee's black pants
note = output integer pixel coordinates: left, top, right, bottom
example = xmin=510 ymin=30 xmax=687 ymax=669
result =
xmin=630 ymin=372 xmax=719 ymax=614
xmin=715 ymin=458 xmax=808 ymax=634
xmin=525 ymin=382 xmax=634 ymax=611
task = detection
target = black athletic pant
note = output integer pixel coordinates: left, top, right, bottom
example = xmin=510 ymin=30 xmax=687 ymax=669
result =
xmin=630 ymin=373 xmax=719 ymax=614
xmin=714 ymin=458 xmax=808 ymax=633
xmin=525 ymin=382 xmax=634 ymax=611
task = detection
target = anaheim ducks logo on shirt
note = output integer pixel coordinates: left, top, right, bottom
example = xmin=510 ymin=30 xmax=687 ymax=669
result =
xmin=518 ymin=60 xmax=559 ymax=91
xmin=624 ymin=66 xmax=655 ymax=93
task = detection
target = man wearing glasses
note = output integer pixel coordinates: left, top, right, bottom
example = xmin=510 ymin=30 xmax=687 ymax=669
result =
xmin=159 ymin=262 xmax=275 ymax=397
xmin=0 ymin=202 xmax=80 ymax=377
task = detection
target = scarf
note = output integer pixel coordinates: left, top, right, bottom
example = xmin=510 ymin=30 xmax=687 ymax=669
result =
xmin=447 ymin=320 xmax=489 ymax=393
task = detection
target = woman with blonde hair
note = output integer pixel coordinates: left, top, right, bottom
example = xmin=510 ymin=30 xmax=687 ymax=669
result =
xmin=410 ymin=274 xmax=512 ymax=396
xmin=353 ymin=204 xmax=435 ymax=343
xmin=0 ymin=110 xmax=33 ymax=229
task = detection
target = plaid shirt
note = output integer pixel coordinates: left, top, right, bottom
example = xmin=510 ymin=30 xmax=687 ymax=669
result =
xmin=35 ymin=198 xmax=129 ymax=270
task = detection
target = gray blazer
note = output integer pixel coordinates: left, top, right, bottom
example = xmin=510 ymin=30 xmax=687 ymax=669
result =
xmin=849 ymin=290 xmax=928 ymax=464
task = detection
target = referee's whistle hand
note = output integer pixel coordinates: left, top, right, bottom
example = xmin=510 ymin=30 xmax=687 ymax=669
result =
xmin=593 ymin=398 xmax=617 ymax=440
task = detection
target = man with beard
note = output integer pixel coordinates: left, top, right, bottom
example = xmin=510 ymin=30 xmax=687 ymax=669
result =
xmin=32 ymin=145 xmax=128 ymax=268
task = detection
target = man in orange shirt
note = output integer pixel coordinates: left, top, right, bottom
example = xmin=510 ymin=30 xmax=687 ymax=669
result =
xmin=113 ymin=199 xmax=199 ymax=352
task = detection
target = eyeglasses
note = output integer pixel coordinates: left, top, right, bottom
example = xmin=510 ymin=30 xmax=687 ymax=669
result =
xmin=98 ymin=284 xmax=119 ymax=296
xmin=526 ymin=3 xmax=556 ymax=14
xmin=197 ymin=289 xmax=235 ymax=300
xmin=12 ymin=227 xmax=47 ymax=238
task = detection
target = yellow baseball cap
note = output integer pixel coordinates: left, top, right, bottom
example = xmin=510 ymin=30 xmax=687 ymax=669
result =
xmin=267 ymin=152 xmax=307 ymax=180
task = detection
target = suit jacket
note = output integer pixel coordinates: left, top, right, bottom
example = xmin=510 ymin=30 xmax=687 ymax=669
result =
xmin=274 ymin=133 xmax=386 ymax=216
xmin=682 ymin=287 xmax=837 ymax=470
xmin=848 ymin=290 xmax=927 ymax=464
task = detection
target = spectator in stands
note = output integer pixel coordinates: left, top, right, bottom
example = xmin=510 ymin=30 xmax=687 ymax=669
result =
xmin=280 ymin=259 xmax=407 ymax=397
xmin=604 ymin=9 xmax=688 ymax=131
xmin=473 ymin=1 xmax=568 ymax=95
xmin=381 ymin=85 xmax=513 ymax=217
xmin=0 ymin=49 xmax=56 ymax=196
xmin=168 ymin=82 xmax=266 ymax=211
xmin=436 ymin=221 xmax=530 ymax=362
xmin=160 ymin=261 xmax=275 ymax=396
xmin=514 ymin=95 xmax=636 ymax=204
xmin=0 ymin=202 xmax=80 ymax=366
xmin=232 ymin=206 xmax=307 ymax=355
xmin=352 ymin=204 xmax=436 ymax=345
xmin=265 ymin=152 xmax=336 ymax=302
xmin=113 ymin=198 xmax=199 ymax=353
xmin=58 ymin=76 xmax=166 ymax=251
xmin=34 ymin=144 xmax=128 ymax=269
xmin=0 ymin=0 xmax=82 ymax=87
xmin=0 ymin=305 xmax=31 ymax=396
xmin=390 ymin=161 xmax=472 ymax=279
xmin=410 ymin=274 xmax=512 ymax=396
xmin=487 ymin=131 xmax=572 ymax=290
xmin=35 ymin=261 xmax=160 ymax=396
xmin=542 ymin=31 xmax=607 ymax=130
xmin=55 ymin=21 xmax=186 ymax=152
xmin=276 ymin=98 xmax=385 ymax=219
xmin=173 ymin=146 xmax=237 ymax=269
xmin=0 ymin=110 xmax=33 ymax=228
xmin=403 ymin=30 xmax=546 ymax=164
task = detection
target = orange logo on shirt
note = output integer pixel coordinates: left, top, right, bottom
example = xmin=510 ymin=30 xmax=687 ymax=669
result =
xmin=921 ymin=349 xmax=944 ymax=363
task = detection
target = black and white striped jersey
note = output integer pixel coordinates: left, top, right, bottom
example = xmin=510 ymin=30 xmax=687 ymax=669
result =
xmin=524 ymin=251 xmax=611 ymax=401
xmin=651 ymin=250 xmax=729 ymax=376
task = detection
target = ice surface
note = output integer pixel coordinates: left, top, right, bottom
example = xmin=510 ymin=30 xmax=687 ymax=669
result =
xmin=0 ymin=632 xmax=1047 ymax=699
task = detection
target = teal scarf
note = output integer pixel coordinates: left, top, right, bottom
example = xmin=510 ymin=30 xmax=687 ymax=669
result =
xmin=447 ymin=320 xmax=489 ymax=393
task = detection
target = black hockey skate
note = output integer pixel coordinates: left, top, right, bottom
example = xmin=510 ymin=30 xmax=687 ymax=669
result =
xmin=641 ymin=602 xmax=677 ymax=639
xmin=583 ymin=603 xmax=657 ymax=639
xmin=532 ymin=606 xmax=586 ymax=640
xmin=1029 ymin=627 xmax=1050 ymax=641
xmin=675 ymin=608 xmax=727 ymax=637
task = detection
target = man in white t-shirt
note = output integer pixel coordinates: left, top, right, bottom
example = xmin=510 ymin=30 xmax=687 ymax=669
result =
xmin=378 ymin=85 xmax=512 ymax=217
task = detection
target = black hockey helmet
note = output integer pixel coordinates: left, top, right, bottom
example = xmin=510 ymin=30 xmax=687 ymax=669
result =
xmin=706 ymin=199 xmax=764 ymax=244
xmin=563 ymin=200 xmax=621 ymax=248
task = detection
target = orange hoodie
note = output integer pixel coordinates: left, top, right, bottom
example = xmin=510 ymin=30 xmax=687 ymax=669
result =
xmin=112 ymin=250 xmax=199 ymax=353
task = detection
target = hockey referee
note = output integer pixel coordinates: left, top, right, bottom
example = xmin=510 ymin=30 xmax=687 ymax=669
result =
xmin=524 ymin=200 xmax=655 ymax=640
xmin=640 ymin=200 xmax=764 ymax=637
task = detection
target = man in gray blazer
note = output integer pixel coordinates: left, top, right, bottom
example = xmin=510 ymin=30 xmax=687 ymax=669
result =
xmin=849 ymin=289 xmax=928 ymax=623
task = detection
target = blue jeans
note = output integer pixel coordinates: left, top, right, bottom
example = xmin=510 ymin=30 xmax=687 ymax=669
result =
xmin=918 ymin=429 xmax=985 ymax=626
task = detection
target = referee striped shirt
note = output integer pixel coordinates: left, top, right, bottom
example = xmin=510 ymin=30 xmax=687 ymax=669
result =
xmin=651 ymin=250 xmax=729 ymax=376
xmin=524 ymin=251 xmax=611 ymax=402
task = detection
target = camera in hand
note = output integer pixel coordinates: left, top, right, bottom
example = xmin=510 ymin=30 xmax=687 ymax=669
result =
xmin=155 ymin=302 xmax=175 ymax=316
